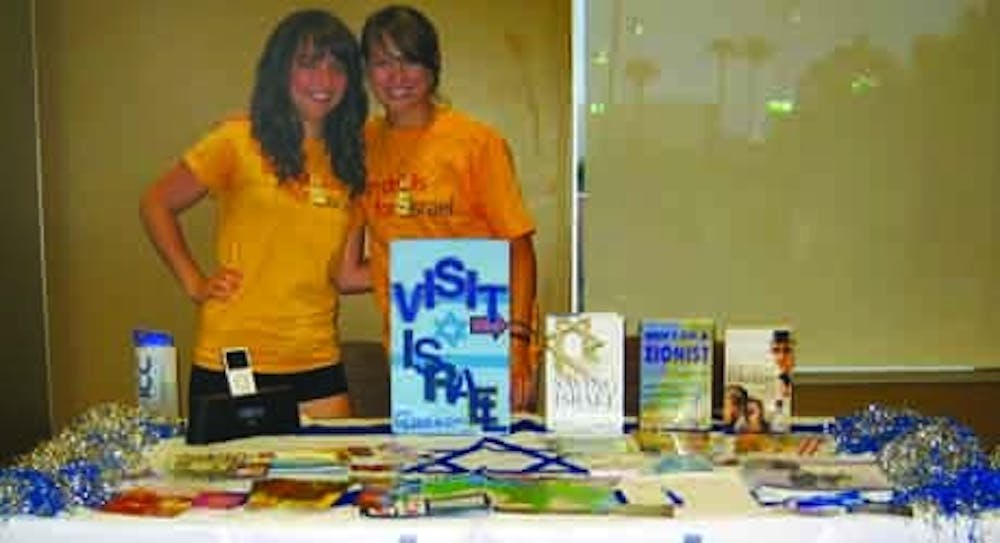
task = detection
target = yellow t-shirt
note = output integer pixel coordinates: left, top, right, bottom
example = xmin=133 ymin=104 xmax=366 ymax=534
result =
xmin=361 ymin=106 xmax=535 ymax=335
xmin=184 ymin=117 xmax=357 ymax=373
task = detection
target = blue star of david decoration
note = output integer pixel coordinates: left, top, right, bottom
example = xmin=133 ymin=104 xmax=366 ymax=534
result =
xmin=402 ymin=436 xmax=589 ymax=476
xmin=434 ymin=311 xmax=468 ymax=348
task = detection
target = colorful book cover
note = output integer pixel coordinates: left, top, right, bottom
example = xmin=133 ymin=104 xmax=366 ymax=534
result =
xmin=543 ymin=313 xmax=624 ymax=435
xmin=267 ymin=449 xmax=350 ymax=479
xmin=390 ymin=239 xmax=511 ymax=435
xmin=346 ymin=445 xmax=399 ymax=480
xmin=723 ymin=327 xmax=796 ymax=432
xmin=638 ymin=319 xmax=714 ymax=431
xmin=358 ymin=478 xmax=492 ymax=518
xmin=742 ymin=457 xmax=893 ymax=507
xmin=244 ymin=479 xmax=348 ymax=510
xmin=487 ymin=476 xmax=621 ymax=515
xmin=730 ymin=433 xmax=835 ymax=457
xmin=635 ymin=430 xmax=716 ymax=456
xmin=101 ymin=488 xmax=193 ymax=517
xmin=169 ymin=451 xmax=270 ymax=479
xmin=190 ymin=491 xmax=247 ymax=509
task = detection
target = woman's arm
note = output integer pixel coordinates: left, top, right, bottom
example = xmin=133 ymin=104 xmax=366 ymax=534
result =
xmin=334 ymin=224 xmax=371 ymax=294
xmin=509 ymin=233 xmax=538 ymax=412
xmin=139 ymin=162 xmax=240 ymax=302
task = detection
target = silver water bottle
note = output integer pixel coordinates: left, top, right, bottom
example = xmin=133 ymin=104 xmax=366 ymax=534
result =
xmin=133 ymin=329 xmax=179 ymax=419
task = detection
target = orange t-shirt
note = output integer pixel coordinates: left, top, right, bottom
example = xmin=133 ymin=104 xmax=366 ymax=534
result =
xmin=184 ymin=117 xmax=358 ymax=373
xmin=361 ymin=106 xmax=535 ymax=339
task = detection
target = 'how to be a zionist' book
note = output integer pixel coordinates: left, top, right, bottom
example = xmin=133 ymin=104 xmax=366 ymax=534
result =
xmin=389 ymin=239 xmax=511 ymax=435
xmin=544 ymin=312 xmax=624 ymax=435
xmin=639 ymin=319 xmax=714 ymax=432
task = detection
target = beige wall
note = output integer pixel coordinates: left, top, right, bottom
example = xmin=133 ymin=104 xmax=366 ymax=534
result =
xmin=12 ymin=0 xmax=1000 ymax=439
xmin=36 ymin=0 xmax=570 ymax=427
xmin=1 ymin=0 xmax=51 ymax=460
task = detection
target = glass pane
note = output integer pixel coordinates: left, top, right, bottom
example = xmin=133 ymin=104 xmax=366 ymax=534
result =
xmin=581 ymin=0 xmax=998 ymax=368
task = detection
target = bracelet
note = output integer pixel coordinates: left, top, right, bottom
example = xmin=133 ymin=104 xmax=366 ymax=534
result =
xmin=510 ymin=320 xmax=534 ymax=336
xmin=510 ymin=331 xmax=532 ymax=343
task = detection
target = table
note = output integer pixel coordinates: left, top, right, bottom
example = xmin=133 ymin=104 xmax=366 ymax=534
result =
xmin=2 ymin=420 xmax=996 ymax=543
xmin=5 ymin=506 xmax=996 ymax=543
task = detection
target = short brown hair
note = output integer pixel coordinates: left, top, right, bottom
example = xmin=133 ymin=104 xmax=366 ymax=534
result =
xmin=361 ymin=5 xmax=441 ymax=93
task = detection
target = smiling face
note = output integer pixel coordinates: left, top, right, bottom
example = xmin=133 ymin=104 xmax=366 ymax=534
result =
xmin=723 ymin=385 xmax=747 ymax=424
xmin=745 ymin=399 xmax=765 ymax=432
xmin=365 ymin=36 xmax=435 ymax=127
xmin=289 ymin=39 xmax=347 ymax=138
xmin=771 ymin=340 xmax=795 ymax=374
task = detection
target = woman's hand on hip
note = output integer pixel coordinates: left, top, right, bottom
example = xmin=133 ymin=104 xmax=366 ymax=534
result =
xmin=189 ymin=266 xmax=243 ymax=303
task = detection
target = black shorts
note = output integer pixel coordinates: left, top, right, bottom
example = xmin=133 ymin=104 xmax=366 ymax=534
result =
xmin=188 ymin=363 xmax=348 ymax=405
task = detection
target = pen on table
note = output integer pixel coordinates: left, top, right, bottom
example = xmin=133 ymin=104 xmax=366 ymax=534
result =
xmin=783 ymin=490 xmax=862 ymax=515
xmin=665 ymin=489 xmax=685 ymax=507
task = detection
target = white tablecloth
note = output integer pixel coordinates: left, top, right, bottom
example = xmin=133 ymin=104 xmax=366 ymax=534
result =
xmin=4 ymin=511 xmax=996 ymax=543
xmin=2 ymin=425 xmax=996 ymax=543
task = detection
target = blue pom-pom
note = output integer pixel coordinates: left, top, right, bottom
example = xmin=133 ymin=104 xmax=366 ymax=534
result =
xmin=830 ymin=405 xmax=927 ymax=454
xmin=57 ymin=460 xmax=111 ymax=508
xmin=895 ymin=466 xmax=1000 ymax=517
xmin=140 ymin=419 xmax=183 ymax=440
xmin=831 ymin=404 xmax=1000 ymax=528
xmin=0 ymin=468 xmax=66 ymax=517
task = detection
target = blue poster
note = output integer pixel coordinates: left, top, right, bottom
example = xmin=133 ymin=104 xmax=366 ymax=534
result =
xmin=390 ymin=239 xmax=511 ymax=434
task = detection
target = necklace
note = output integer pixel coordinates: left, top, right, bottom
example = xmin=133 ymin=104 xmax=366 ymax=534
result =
xmin=376 ymin=112 xmax=435 ymax=218
xmin=299 ymin=140 xmax=342 ymax=208
xmin=308 ymin=174 xmax=334 ymax=207
xmin=270 ymin=167 xmax=340 ymax=208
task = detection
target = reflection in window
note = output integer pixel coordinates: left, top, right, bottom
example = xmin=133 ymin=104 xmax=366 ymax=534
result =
xmin=577 ymin=0 xmax=998 ymax=368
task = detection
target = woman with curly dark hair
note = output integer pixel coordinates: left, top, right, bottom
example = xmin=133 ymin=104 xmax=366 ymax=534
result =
xmin=140 ymin=9 xmax=368 ymax=419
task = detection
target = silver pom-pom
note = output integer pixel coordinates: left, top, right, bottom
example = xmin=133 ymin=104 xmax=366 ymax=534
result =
xmin=15 ymin=404 xmax=165 ymax=490
xmin=878 ymin=417 xmax=982 ymax=490
xmin=3 ymin=403 xmax=178 ymax=516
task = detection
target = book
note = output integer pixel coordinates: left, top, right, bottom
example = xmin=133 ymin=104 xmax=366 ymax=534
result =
xmin=190 ymin=491 xmax=247 ymax=509
xmin=244 ymin=478 xmax=348 ymax=510
xmin=742 ymin=457 xmax=891 ymax=490
xmin=543 ymin=313 xmax=624 ymax=435
xmin=359 ymin=477 xmax=491 ymax=518
xmin=635 ymin=430 xmax=716 ymax=456
xmin=723 ymin=327 xmax=795 ymax=432
xmin=168 ymin=451 xmax=270 ymax=479
xmin=486 ymin=475 xmax=675 ymax=517
xmin=389 ymin=239 xmax=511 ymax=434
xmin=101 ymin=488 xmax=193 ymax=517
xmin=485 ymin=476 xmax=622 ymax=515
xmin=267 ymin=449 xmax=350 ymax=480
xmin=347 ymin=445 xmax=399 ymax=481
xmin=638 ymin=319 xmax=714 ymax=431
xmin=730 ymin=433 xmax=835 ymax=457
xmin=741 ymin=457 xmax=894 ymax=508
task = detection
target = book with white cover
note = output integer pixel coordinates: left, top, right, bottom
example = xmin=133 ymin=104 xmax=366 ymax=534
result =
xmin=742 ymin=456 xmax=893 ymax=507
xmin=543 ymin=313 xmax=625 ymax=435
xmin=723 ymin=327 xmax=795 ymax=433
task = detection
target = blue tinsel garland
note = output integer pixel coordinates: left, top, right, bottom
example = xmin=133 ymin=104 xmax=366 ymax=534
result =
xmin=832 ymin=404 xmax=1000 ymax=519
xmin=0 ymin=403 xmax=180 ymax=517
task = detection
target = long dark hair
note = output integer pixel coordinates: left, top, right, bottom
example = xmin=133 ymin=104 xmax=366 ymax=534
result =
xmin=361 ymin=5 xmax=441 ymax=94
xmin=250 ymin=10 xmax=367 ymax=194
